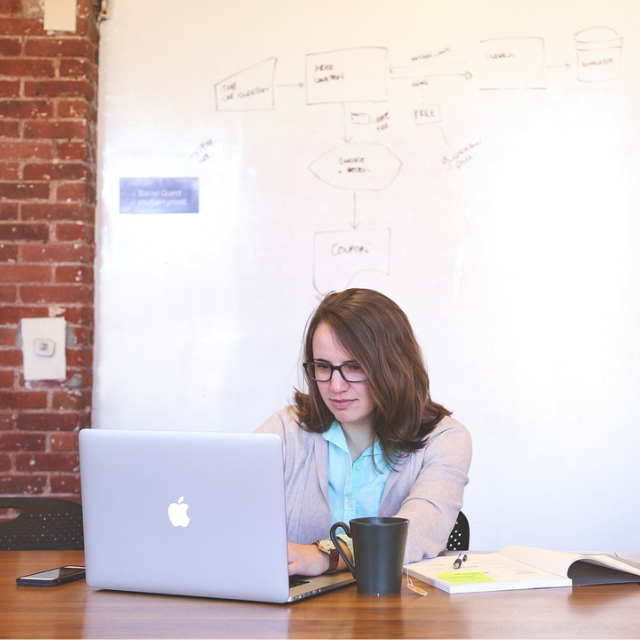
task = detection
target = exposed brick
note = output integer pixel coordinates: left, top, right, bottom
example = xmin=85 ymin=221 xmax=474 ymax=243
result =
xmin=0 ymin=0 xmax=22 ymax=14
xmin=0 ymin=17 xmax=45 ymax=36
xmin=0 ymin=405 xmax=14 ymax=424
xmin=0 ymin=474 xmax=47 ymax=494
xmin=24 ymin=38 xmax=93 ymax=59
xmin=4 ymin=226 xmax=50 ymax=247
xmin=0 ymin=202 xmax=19 ymax=220
xmin=16 ymin=452 xmax=79 ymax=472
xmin=0 ymin=284 xmax=18 ymax=302
xmin=0 ymin=222 xmax=49 ymax=241
xmin=0 ymin=38 xmax=22 ymax=56
xmin=0 ymin=0 xmax=97 ymax=501
xmin=20 ymin=0 xmax=43 ymax=19
xmin=1 ymin=305 xmax=44 ymax=330
xmin=56 ymin=141 xmax=90 ymax=161
xmin=23 ymin=119 xmax=88 ymax=139
xmin=55 ymin=264 xmax=92 ymax=284
xmin=22 ymin=202 xmax=88 ymax=222
xmin=0 ymin=80 xmax=20 ymax=97
xmin=68 ymin=323 xmax=92 ymax=346
xmin=63 ymin=371 xmax=92 ymax=392
xmin=21 ymin=241 xmax=92 ymax=263
xmin=0 ymin=431 xmax=46 ymax=451
xmin=0 ymin=162 xmax=20 ymax=180
xmin=0 ymin=326 xmax=17 ymax=344
xmin=23 ymin=162 xmax=89 ymax=181
xmin=0 ymin=410 xmax=17 ymax=430
xmin=56 ymin=181 xmax=94 ymax=202
xmin=0 ymin=140 xmax=54 ymax=160
xmin=0 ymin=182 xmax=50 ymax=200
xmin=0 ymin=58 xmax=55 ymax=77
xmin=66 ymin=347 xmax=92 ymax=368
xmin=58 ymin=100 xmax=95 ymax=120
xmin=54 ymin=221 xmax=93 ymax=242
xmin=49 ymin=431 xmax=78 ymax=451
xmin=50 ymin=473 xmax=80 ymax=495
xmin=0 ymin=263 xmax=52 ymax=282
xmin=0 ymin=245 xmax=20 ymax=261
xmin=0 ymin=349 xmax=21 ymax=368
xmin=24 ymin=79 xmax=95 ymax=101
xmin=0 ymin=121 xmax=20 ymax=137
xmin=0 ymin=390 xmax=48 ymax=409
xmin=0 ymin=368 xmax=14 ymax=386
xmin=56 ymin=305 xmax=92 ymax=326
xmin=17 ymin=412 xmax=87 ymax=432
xmin=59 ymin=57 xmax=97 ymax=81
xmin=21 ymin=283 xmax=92 ymax=304
xmin=19 ymin=378 xmax=64 ymax=389
xmin=0 ymin=99 xmax=54 ymax=119
xmin=0 ymin=454 xmax=11 ymax=472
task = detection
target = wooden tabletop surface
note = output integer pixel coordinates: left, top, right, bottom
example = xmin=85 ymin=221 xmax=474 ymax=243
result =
xmin=2 ymin=550 xmax=640 ymax=639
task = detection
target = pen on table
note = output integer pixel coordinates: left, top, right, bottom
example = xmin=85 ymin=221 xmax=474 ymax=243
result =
xmin=453 ymin=553 xmax=468 ymax=569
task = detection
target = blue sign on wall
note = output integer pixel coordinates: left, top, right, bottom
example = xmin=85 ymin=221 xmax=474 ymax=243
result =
xmin=120 ymin=177 xmax=199 ymax=214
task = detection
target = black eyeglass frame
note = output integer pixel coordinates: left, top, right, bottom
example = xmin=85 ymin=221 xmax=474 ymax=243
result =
xmin=303 ymin=360 xmax=368 ymax=383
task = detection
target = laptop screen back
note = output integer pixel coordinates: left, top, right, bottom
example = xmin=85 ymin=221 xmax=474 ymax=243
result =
xmin=79 ymin=429 xmax=292 ymax=603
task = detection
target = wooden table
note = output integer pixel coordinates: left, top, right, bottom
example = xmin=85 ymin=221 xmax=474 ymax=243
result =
xmin=2 ymin=550 xmax=640 ymax=639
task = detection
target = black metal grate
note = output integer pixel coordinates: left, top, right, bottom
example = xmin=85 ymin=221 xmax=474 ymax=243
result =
xmin=446 ymin=511 xmax=470 ymax=551
xmin=0 ymin=498 xmax=84 ymax=550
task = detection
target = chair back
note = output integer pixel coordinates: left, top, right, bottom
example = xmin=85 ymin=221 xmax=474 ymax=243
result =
xmin=0 ymin=498 xmax=84 ymax=550
xmin=446 ymin=511 xmax=470 ymax=551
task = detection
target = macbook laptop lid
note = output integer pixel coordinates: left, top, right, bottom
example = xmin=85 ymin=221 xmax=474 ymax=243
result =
xmin=79 ymin=428 xmax=354 ymax=603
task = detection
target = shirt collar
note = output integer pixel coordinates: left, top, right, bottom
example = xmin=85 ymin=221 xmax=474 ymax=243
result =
xmin=322 ymin=421 xmax=384 ymax=459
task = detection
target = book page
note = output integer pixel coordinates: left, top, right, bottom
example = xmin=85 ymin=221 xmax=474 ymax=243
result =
xmin=500 ymin=547 xmax=578 ymax=577
xmin=500 ymin=547 xmax=640 ymax=580
xmin=405 ymin=552 xmax=570 ymax=590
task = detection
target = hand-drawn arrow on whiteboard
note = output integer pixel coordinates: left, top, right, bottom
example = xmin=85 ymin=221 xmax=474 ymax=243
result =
xmin=389 ymin=63 xmax=473 ymax=81
xmin=350 ymin=192 xmax=361 ymax=229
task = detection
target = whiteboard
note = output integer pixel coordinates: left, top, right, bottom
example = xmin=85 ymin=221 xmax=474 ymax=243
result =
xmin=94 ymin=0 xmax=640 ymax=552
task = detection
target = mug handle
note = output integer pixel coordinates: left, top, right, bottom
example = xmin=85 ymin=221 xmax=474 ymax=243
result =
xmin=329 ymin=521 xmax=356 ymax=578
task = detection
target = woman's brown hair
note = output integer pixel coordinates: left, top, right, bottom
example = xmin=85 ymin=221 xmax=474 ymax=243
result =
xmin=293 ymin=288 xmax=451 ymax=463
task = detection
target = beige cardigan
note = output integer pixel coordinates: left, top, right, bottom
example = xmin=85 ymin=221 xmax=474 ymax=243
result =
xmin=256 ymin=406 xmax=472 ymax=562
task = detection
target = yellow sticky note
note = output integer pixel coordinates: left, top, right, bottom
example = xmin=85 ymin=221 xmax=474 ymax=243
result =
xmin=438 ymin=572 xmax=498 ymax=585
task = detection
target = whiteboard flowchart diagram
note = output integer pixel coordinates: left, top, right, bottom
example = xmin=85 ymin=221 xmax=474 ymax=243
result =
xmin=211 ymin=26 xmax=623 ymax=293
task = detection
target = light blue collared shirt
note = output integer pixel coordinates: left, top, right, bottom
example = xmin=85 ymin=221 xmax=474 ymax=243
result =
xmin=323 ymin=421 xmax=394 ymax=524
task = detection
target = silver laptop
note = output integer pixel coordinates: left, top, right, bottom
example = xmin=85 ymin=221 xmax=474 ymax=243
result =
xmin=79 ymin=428 xmax=355 ymax=603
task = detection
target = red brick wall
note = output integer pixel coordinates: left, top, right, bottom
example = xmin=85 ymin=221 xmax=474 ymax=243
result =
xmin=0 ymin=0 xmax=99 ymax=502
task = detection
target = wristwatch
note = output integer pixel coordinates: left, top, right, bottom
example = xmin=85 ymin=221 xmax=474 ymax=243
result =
xmin=314 ymin=538 xmax=339 ymax=574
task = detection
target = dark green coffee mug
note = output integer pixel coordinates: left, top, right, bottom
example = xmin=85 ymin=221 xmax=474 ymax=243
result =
xmin=330 ymin=516 xmax=409 ymax=595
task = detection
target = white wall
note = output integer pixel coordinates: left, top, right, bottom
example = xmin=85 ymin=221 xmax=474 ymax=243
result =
xmin=94 ymin=0 xmax=640 ymax=552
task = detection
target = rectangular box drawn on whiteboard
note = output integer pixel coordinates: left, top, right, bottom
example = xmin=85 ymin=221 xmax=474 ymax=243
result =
xmin=306 ymin=47 xmax=388 ymax=105
xmin=120 ymin=178 xmax=200 ymax=214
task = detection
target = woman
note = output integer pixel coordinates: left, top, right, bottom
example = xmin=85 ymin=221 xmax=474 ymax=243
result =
xmin=257 ymin=288 xmax=471 ymax=576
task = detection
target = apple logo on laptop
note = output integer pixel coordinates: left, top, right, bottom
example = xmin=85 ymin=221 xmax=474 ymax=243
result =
xmin=167 ymin=496 xmax=190 ymax=527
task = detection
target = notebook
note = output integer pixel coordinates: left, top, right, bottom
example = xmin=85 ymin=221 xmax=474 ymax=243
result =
xmin=79 ymin=428 xmax=355 ymax=603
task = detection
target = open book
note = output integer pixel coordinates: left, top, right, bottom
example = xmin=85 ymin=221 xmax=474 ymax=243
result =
xmin=404 ymin=546 xmax=640 ymax=594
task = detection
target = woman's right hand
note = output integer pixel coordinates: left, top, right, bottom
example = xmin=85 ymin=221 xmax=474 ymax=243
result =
xmin=287 ymin=542 xmax=331 ymax=576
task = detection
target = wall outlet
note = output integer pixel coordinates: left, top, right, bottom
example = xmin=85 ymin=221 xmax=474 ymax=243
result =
xmin=21 ymin=318 xmax=67 ymax=381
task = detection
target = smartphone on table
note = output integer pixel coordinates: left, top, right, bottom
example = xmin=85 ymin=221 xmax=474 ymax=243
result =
xmin=16 ymin=565 xmax=86 ymax=587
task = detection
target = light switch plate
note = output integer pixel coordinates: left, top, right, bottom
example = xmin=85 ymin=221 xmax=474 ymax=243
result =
xmin=21 ymin=318 xmax=67 ymax=381
xmin=43 ymin=0 xmax=77 ymax=32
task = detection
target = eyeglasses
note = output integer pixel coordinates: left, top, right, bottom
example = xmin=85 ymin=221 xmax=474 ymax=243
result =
xmin=303 ymin=361 xmax=368 ymax=383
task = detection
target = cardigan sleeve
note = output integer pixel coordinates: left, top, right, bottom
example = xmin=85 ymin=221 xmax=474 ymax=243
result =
xmin=381 ymin=416 xmax=472 ymax=562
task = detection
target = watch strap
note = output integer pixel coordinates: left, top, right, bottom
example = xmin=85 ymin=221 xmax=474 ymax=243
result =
xmin=314 ymin=538 xmax=339 ymax=574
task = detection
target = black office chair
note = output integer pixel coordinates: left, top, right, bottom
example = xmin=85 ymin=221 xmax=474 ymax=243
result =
xmin=0 ymin=497 xmax=84 ymax=550
xmin=446 ymin=511 xmax=470 ymax=551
